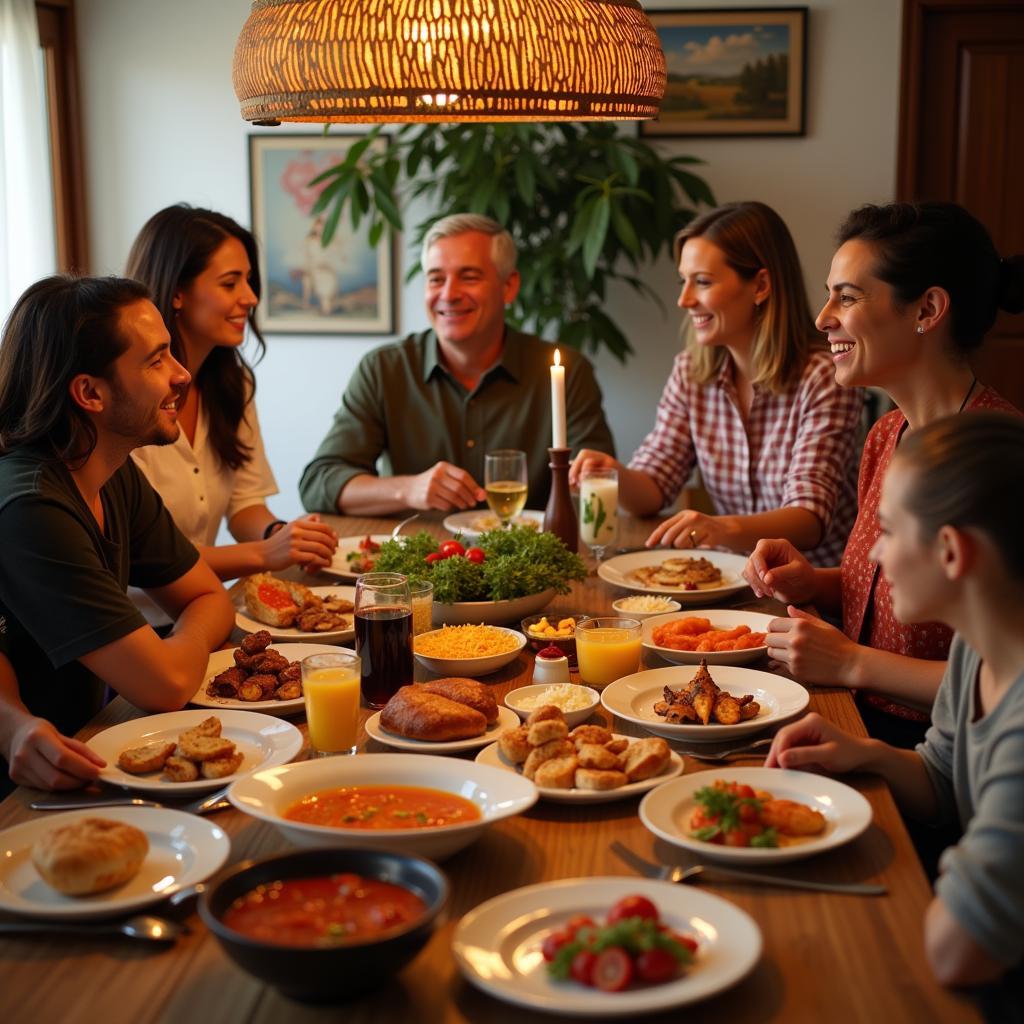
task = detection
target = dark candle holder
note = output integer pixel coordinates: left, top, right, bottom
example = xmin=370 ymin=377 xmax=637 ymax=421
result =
xmin=543 ymin=447 xmax=578 ymax=553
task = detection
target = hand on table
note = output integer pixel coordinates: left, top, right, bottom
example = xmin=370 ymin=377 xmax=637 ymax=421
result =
xmin=263 ymin=514 xmax=339 ymax=573
xmin=766 ymin=712 xmax=870 ymax=774
xmin=6 ymin=717 xmax=106 ymax=790
xmin=568 ymin=449 xmax=621 ymax=489
xmin=743 ymin=538 xmax=819 ymax=604
xmin=645 ymin=509 xmax=734 ymax=550
xmin=766 ymin=605 xmax=859 ymax=686
xmin=405 ymin=461 xmax=485 ymax=511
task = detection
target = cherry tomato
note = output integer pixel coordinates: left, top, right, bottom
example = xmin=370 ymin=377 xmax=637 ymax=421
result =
xmin=564 ymin=914 xmax=596 ymax=938
xmin=738 ymin=802 xmax=760 ymax=824
xmin=635 ymin=948 xmax=679 ymax=984
xmin=607 ymin=895 xmax=660 ymax=925
xmin=674 ymin=933 xmax=699 ymax=955
xmin=439 ymin=540 xmax=465 ymax=559
xmin=541 ymin=928 xmax=572 ymax=962
xmin=465 ymin=546 xmax=486 ymax=564
xmin=570 ymin=950 xmax=597 ymax=986
xmin=425 ymin=552 xmax=443 ymax=565
xmin=592 ymin=947 xmax=634 ymax=992
xmin=724 ymin=828 xmax=750 ymax=847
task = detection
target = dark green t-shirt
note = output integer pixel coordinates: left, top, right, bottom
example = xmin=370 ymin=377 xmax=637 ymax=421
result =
xmin=0 ymin=449 xmax=199 ymax=742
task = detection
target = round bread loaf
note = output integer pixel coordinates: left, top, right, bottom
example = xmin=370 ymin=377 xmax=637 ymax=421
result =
xmin=31 ymin=817 xmax=149 ymax=896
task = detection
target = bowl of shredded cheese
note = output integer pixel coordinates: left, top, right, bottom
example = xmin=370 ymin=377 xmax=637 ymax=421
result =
xmin=612 ymin=595 xmax=682 ymax=620
xmin=413 ymin=625 xmax=527 ymax=677
xmin=504 ymin=683 xmax=601 ymax=728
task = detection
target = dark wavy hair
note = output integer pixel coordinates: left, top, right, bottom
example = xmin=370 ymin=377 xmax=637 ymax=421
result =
xmin=125 ymin=205 xmax=266 ymax=470
xmin=837 ymin=202 xmax=1024 ymax=355
xmin=0 ymin=275 xmax=150 ymax=464
xmin=895 ymin=410 xmax=1024 ymax=581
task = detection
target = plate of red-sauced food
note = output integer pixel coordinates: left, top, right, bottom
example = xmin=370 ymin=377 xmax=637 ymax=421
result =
xmin=641 ymin=609 xmax=773 ymax=666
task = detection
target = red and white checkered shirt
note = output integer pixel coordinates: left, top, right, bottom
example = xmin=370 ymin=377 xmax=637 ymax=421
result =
xmin=629 ymin=348 xmax=863 ymax=566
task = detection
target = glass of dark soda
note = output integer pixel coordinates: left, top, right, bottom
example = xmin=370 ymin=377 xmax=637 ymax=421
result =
xmin=354 ymin=572 xmax=413 ymax=708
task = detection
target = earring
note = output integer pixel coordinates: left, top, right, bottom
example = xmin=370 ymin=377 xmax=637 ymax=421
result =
xmin=916 ymin=325 xmax=925 ymax=334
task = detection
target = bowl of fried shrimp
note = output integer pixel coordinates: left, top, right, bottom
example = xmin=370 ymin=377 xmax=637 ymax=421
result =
xmin=641 ymin=610 xmax=773 ymax=667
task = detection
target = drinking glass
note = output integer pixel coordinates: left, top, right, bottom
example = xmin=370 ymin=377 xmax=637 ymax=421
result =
xmin=575 ymin=617 xmax=641 ymax=689
xmin=354 ymin=572 xmax=413 ymax=709
xmin=408 ymin=579 xmax=434 ymax=636
xmin=301 ymin=651 xmax=361 ymax=757
xmin=579 ymin=466 xmax=618 ymax=565
xmin=484 ymin=449 xmax=528 ymax=528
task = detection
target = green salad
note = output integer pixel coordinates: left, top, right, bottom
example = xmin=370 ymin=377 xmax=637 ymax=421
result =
xmin=372 ymin=525 xmax=586 ymax=604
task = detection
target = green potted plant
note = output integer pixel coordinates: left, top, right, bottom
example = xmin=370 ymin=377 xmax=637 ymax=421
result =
xmin=310 ymin=123 xmax=715 ymax=361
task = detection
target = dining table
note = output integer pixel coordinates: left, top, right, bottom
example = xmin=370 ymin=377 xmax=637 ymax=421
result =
xmin=0 ymin=511 xmax=983 ymax=1023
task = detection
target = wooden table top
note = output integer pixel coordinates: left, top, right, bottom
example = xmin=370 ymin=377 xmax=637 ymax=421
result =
xmin=0 ymin=513 xmax=980 ymax=1023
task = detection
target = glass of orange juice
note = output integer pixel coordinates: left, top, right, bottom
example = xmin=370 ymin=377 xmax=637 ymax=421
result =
xmin=302 ymin=651 xmax=362 ymax=757
xmin=575 ymin=617 xmax=642 ymax=689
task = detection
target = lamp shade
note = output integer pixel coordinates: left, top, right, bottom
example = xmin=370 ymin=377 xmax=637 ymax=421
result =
xmin=233 ymin=0 xmax=666 ymax=123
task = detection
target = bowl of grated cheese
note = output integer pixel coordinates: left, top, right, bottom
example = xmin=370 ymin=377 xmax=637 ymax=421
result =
xmin=612 ymin=595 xmax=682 ymax=620
xmin=504 ymin=683 xmax=601 ymax=728
xmin=413 ymin=625 xmax=527 ymax=677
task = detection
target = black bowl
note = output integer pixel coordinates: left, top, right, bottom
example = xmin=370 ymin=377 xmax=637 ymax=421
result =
xmin=199 ymin=847 xmax=448 ymax=1003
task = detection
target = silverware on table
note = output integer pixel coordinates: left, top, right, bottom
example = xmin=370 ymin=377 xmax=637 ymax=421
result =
xmin=0 ymin=914 xmax=184 ymax=943
xmin=391 ymin=513 xmax=420 ymax=538
xmin=30 ymin=785 xmax=231 ymax=816
xmin=611 ymin=840 xmax=887 ymax=896
xmin=674 ymin=738 xmax=773 ymax=762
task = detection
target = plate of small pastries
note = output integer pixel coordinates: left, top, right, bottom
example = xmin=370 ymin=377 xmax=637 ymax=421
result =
xmin=364 ymin=677 xmax=521 ymax=754
xmin=0 ymin=806 xmax=230 ymax=920
xmin=475 ymin=705 xmax=683 ymax=803
xmin=236 ymin=573 xmax=356 ymax=644
xmin=88 ymin=709 xmax=303 ymax=794
xmin=598 ymin=549 xmax=750 ymax=603
xmin=192 ymin=633 xmax=342 ymax=715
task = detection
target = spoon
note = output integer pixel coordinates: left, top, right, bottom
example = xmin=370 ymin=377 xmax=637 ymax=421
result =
xmin=0 ymin=914 xmax=184 ymax=943
xmin=391 ymin=513 xmax=419 ymax=539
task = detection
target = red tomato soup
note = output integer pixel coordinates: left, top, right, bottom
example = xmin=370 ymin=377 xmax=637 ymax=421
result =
xmin=223 ymin=874 xmax=426 ymax=947
xmin=283 ymin=785 xmax=482 ymax=830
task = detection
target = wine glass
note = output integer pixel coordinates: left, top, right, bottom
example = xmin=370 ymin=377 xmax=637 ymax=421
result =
xmin=579 ymin=466 xmax=618 ymax=566
xmin=484 ymin=449 xmax=528 ymax=529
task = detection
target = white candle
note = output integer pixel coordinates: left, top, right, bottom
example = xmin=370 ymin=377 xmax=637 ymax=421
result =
xmin=550 ymin=348 xmax=567 ymax=449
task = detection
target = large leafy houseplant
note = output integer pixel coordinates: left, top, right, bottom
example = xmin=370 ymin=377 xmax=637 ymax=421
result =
xmin=310 ymin=123 xmax=715 ymax=361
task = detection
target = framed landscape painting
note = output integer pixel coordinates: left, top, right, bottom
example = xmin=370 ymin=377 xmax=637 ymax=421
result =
xmin=248 ymin=134 xmax=394 ymax=334
xmin=641 ymin=7 xmax=807 ymax=138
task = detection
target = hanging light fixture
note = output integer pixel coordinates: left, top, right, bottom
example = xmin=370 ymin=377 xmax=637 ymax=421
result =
xmin=233 ymin=0 xmax=666 ymax=125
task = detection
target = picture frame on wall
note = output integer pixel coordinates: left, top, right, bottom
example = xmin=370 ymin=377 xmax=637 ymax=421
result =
xmin=248 ymin=133 xmax=395 ymax=334
xmin=641 ymin=7 xmax=807 ymax=138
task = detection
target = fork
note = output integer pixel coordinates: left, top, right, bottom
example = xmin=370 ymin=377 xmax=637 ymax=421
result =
xmin=391 ymin=513 xmax=420 ymax=539
xmin=674 ymin=738 xmax=773 ymax=762
xmin=611 ymin=841 xmax=887 ymax=896
xmin=30 ymin=785 xmax=231 ymax=815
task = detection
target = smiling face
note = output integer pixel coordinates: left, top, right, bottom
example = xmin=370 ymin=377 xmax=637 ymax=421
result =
xmin=816 ymin=239 xmax=922 ymax=389
xmin=424 ymin=231 xmax=520 ymax=354
xmin=172 ymin=236 xmax=257 ymax=358
xmin=677 ymin=236 xmax=766 ymax=352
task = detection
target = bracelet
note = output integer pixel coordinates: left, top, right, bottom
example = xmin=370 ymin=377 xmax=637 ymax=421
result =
xmin=262 ymin=519 xmax=287 ymax=540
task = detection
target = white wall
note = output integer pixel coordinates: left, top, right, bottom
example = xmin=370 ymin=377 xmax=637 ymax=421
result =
xmin=76 ymin=0 xmax=900 ymax=521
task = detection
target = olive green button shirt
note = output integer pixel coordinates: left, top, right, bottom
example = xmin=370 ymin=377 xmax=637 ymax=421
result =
xmin=299 ymin=327 xmax=615 ymax=512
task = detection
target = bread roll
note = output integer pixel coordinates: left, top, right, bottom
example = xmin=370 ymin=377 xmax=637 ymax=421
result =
xmin=32 ymin=818 xmax=148 ymax=896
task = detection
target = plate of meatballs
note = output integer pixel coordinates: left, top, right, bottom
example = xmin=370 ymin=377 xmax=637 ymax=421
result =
xmin=191 ymin=631 xmax=347 ymax=715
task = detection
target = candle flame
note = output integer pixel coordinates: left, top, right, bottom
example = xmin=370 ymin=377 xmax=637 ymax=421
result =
xmin=554 ymin=348 xmax=561 ymax=367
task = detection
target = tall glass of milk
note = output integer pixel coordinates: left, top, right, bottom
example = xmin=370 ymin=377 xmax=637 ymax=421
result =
xmin=579 ymin=466 xmax=618 ymax=565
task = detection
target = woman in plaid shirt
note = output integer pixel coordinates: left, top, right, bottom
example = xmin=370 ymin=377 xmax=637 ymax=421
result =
xmin=570 ymin=201 xmax=863 ymax=568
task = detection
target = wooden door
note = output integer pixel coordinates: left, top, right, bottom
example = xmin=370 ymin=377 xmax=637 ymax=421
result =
xmin=898 ymin=0 xmax=1024 ymax=410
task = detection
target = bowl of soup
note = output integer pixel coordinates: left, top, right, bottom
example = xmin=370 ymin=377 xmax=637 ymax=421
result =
xmin=199 ymin=847 xmax=448 ymax=1002
xmin=227 ymin=753 xmax=538 ymax=860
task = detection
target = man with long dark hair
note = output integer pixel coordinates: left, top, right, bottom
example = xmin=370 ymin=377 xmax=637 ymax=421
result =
xmin=0 ymin=275 xmax=234 ymax=791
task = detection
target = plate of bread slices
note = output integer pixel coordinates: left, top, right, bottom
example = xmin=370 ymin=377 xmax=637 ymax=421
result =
xmin=475 ymin=706 xmax=682 ymax=803
xmin=89 ymin=710 xmax=303 ymax=794
xmin=0 ymin=806 xmax=230 ymax=920
xmin=365 ymin=677 xmax=521 ymax=754
xmin=238 ymin=573 xmax=356 ymax=643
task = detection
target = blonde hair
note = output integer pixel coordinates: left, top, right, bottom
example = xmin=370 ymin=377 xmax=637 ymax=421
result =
xmin=675 ymin=201 xmax=821 ymax=393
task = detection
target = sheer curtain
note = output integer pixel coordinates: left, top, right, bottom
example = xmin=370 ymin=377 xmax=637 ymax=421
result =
xmin=0 ymin=0 xmax=56 ymax=320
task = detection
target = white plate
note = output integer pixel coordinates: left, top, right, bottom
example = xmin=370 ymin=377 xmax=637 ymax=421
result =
xmin=0 ymin=806 xmax=230 ymax=920
xmin=475 ymin=734 xmax=684 ymax=804
xmin=89 ymin=709 xmax=303 ymax=794
xmin=365 ymin=705 xmax=522 ymax=754
xmin=598 ymin=549 xmax=750 ymax=603
xmin=414 ymin=627 xmax=526 ymax=677
xmin=642 ymin=609 xmax=774 ymax=666
xmin=234 ymin=585 xmax=356 ymax=644
xmin=322 ymin=533 xmax=392 ymax=581
xmin=640 ymin=767 xmax=873 ymax=864
xmin=434 ymin=588 xmax=555 ymax=627
xmin=442 ymin=508 xmax=545 ymax=539
xmin=228 ymin=753 xmax=537 ymax=861
xmin=453 ymin=876 xmax=761 ymax=1016
xmin=601 ymin=665 xmax=809 ymax=743
xmin=191 ymin=642 xmax=344 ymax=714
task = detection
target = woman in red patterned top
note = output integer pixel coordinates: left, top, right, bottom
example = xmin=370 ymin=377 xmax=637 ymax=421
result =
xmin=746 ymin=202 xmax=1024 ymax=746
xmin=570 ymin=201 xmax=863 ymax=567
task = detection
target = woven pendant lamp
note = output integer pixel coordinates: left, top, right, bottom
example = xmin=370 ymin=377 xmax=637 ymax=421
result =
xmin=233 ymin=0 xmax=666 ymax=124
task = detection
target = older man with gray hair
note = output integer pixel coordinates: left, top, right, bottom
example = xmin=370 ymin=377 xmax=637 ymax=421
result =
xmin=300 ymin=213 xmax=614 ymax=514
